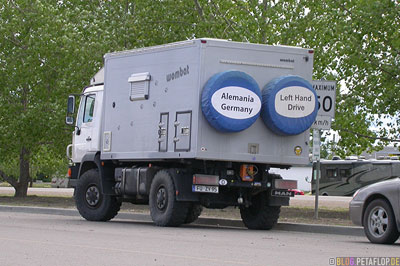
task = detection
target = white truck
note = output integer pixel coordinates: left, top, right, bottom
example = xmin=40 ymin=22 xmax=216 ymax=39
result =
xmin=66 ymin=39 xmax=317 ymax=229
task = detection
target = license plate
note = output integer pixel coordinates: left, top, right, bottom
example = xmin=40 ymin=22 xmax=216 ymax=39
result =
xmin=192 ymin=185 xmax=219 ymax=193
xmin=271 ymin=189 xmax=295 ymax=197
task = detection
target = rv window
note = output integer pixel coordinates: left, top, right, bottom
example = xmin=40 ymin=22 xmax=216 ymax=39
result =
xmin=326 ymin=168 xmax=338 ymax=178
xmin=340 ymin=169 xmax=351 ymax=177
xmin=373 ymin=164 xmax=391 ymax=177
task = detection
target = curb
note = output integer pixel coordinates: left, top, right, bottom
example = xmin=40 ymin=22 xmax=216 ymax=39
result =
xmin=0 ymin=205 xmax=364 ymax=236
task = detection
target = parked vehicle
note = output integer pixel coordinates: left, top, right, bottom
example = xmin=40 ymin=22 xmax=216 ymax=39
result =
xmin=65 ymin=39 xmax=318 ymax=229
xmin=312 ymin=159 xmax=400 ymax=196
xmin=289 ymin=189 xmax=305 ymax=195
xmin=349 ymin=178 xmax=400 ymax=244
xmin=51 ymin=177 xmax=69 ymax=188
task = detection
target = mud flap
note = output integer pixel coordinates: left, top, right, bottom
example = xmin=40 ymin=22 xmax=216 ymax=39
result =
xmin=168 ymin=168 xmax=199 ymax=202
xmin=268 ymin=194 xmax=290 ymax=206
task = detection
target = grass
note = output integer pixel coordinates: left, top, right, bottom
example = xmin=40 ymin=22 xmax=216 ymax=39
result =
xmin=0 ymin=182 xmax=52 ymax=188
xmin=0 ymin=195 xmax=353 ymax=226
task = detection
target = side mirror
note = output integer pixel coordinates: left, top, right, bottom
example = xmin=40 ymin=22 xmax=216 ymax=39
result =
xmin=305 ymin=176 xmax=311 ymax=183
xmin=65 ymin=116 xmax=74 ymax=125
xmin=67 ymin=96 xmax=75 ymax=114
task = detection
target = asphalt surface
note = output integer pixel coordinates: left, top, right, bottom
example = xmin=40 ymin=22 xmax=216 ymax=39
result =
xmin=0 ymin=205 xmax=364 ymax=237
xmin=0 ymin=211 xmax=397 ymax=266
xmin=0 ymin=187 xmax=352 ymax=208
xmin=0 ymin=186 xmax=362 ymax=237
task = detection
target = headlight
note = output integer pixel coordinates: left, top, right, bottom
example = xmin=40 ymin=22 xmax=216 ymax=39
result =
xmin=352 ymin=189 xmax=360 ymax=199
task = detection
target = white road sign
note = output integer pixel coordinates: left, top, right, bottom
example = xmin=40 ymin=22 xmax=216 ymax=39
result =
xmin=312 ymin=80 xmax=336 ymax=118
xmin=312 ymin=129 xmax=321 ymax=161
xmin=311 ymin=80 xmax=336 ymax=130
xmin=312 ymin=115 xmax=332 ymax=130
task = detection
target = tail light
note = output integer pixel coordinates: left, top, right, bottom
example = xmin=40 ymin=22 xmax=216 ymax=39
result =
xmin=274 ymin=179 xmax=297 ymax=189
xmin=193 ymin=174 xmax=219 ymax=185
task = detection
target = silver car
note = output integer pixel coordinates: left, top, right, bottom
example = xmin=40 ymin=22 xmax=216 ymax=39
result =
xmin=349 ymin=178 xmax=400 ymax=244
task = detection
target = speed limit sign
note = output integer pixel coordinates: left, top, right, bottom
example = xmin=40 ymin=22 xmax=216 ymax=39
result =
xmin=311 ymin=80 xmax=336 ymax=130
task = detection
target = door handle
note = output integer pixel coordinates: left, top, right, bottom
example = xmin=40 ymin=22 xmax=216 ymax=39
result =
xmin=86 ymin=137 xmax=92 ymax=142
xmin=66 ymin=144 xmax=73 ymax=160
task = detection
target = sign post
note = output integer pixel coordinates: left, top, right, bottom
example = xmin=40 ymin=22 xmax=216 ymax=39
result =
xmin=311 ymin=80 xmax=336 ymax=219
xmin=313 ymin=129 xmax=321 ymax=219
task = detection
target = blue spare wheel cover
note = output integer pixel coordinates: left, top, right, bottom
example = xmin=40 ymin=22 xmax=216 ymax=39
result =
xmin=201 ymin=70 xmax=262 ymax=132
xmin=261 ymin=75 xmax=318 ymax=136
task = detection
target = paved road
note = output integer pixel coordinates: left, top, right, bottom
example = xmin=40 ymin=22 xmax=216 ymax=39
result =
xmin=0 ymin=211 xmax=397 ymax=266
xmin=0 ymin=187 xmax=352 ymax=208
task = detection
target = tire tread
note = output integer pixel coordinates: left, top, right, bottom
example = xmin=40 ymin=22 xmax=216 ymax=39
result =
xmin=363 ymin=198 xmax=399 ymax=244
xmin=149 ymin=170 xmax=188 ymax=227
xmin=240 ymin=192 xmax=280 ymax=230
xmin=75 ymin=169 xmax=121 ymax=222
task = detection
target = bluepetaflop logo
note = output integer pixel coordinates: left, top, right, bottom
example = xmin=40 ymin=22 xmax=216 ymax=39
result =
xmin=211 ymin=86 xmax=261 ymax=119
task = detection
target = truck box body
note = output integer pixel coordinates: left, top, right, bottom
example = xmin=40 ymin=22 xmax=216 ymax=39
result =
xmin=101 ymin=39 xmax=314 ymax=166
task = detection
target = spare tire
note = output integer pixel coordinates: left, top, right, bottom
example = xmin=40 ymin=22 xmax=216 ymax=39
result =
xmin=201 ymin=70 xmax=262 ymax=132
xmin=261 ymin=75 xmax=317 ymax=135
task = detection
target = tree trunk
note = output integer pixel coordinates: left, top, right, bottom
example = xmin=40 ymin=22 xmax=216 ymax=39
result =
xmin=14 ymin=147 xmax=30 ymax=197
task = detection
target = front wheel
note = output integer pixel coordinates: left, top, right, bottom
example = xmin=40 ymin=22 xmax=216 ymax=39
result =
xmin=240 ymin=191 xmax=280 ymax=230
xmin=363 ymin=199 xmax=399 ymax=244
xmin=75 ymin=169 xmax=121 ymax=221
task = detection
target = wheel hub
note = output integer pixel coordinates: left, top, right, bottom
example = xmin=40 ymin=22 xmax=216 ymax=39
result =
xmin=86 ymin=185 xmax=100 ymax=207
xmin=156 ymin=187 xmax=167 ymax=210
xmin=369 ymin=207 xmax=388 ymax=237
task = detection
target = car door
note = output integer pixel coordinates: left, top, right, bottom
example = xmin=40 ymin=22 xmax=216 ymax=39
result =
xmin=72 ymin=93 xmax=96 ymax=163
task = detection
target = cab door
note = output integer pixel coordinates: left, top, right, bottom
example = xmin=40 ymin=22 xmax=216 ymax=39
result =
xmin=72 ymin=92 xmax=99 ymax=163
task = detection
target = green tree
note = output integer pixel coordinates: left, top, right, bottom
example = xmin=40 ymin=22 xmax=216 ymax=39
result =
xmin=0 ymin=1 xmax=108 ymax=196
xmin=299 ymin=0 xmax=400 ymax=157
xmin=1 ymin=0 xmax=398 ymax=197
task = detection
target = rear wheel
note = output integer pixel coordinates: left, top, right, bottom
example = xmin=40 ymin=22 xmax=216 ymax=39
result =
xmin=363 ymin=199 xmax=399 ymax=244
xmin=75 ymin=169 xmax=121 ymax=221
xmin=184 ymin=204 xmax=203 ymax=224
xmin=240 ymin=191 xmax=280 ymax=230
xmin=149 ymin=170 xmax=189 ymax=227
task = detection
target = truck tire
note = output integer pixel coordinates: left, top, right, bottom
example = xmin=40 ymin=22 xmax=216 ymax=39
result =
xmin=240 ymin=192 xmax=280 ymax=230
xmin=363 ymin=199 xmax=399 ymax=244
xmin=149 ymin=170 xmax=189 ymax=227
xmin=75 ymin=169 xmax=121 ymax=221
xmin=184 ymin=204 xmax=203 ymax=224
xmin=201 ymin=70 xmax=262 ymax=132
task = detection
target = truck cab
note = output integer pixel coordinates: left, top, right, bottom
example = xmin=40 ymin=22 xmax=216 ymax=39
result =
xmin=70 ymin=85 xmax=103 ymax=162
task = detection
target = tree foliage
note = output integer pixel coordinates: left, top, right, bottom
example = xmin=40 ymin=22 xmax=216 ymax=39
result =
xmin=1 ymin=0 xmax=399 ymax=196
xmin=302 ymin=0 xmax=400 ymax=157
xmin=0 ymin=0 xmax=107 ymax=195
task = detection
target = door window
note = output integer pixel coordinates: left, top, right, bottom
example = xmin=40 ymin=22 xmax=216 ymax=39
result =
xmin=83 ymin=95 xmax=96 ymax=123
xmin=76 ymin=94 xmax=96 ymax=130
